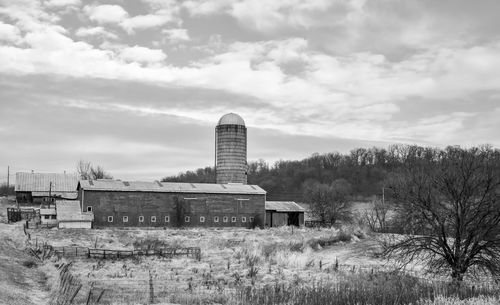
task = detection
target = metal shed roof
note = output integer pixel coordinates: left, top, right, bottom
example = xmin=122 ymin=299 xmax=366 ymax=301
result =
xmin=78 ymin=180 xmax=266 ymax=195
xmin=56 ymin=200 xmax=93 ymax=222
xmin=265 ymin=201 xmax=305 ymax=212
xmin=15 ymin=172 xmax=78 ymax=193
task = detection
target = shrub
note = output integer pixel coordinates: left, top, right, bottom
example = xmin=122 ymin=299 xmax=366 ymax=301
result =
xmin=22 ymin=259 xmax=38 ymax=268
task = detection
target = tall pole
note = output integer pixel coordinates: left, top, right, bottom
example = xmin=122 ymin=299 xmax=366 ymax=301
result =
xmin=382 ymin=186 xmax=385 ymax=205
xmin=49 ymin=181 xmax=52 ymax=208
xmin=7 ymin=166 xmax=9 ymax=195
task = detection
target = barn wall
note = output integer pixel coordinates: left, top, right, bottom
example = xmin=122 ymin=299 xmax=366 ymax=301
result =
xmin=271 ymin=212 xmax=288 ymax=227
xmin=299 ymin=212 xmax=304 ymax=226
xmin=81 ymin=190 xmax=265 ymax=228
xmin=16 ymin=192 xmax=32 ymax=205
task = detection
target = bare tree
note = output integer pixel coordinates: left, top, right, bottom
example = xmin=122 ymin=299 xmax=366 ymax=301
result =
xmin=77 ymin=160 xmax=113 ymax=180
xmin=303 ymin=179 xmax=353 ymax=225
xmin=383 ymin=146 xmax=500 ymax=281
xmin=364 ymin=199 xmax=390 ymax=232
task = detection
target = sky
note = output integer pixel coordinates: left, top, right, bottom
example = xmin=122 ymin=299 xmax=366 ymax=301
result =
xmin=1 ymin=0 xmax=500 ymax=182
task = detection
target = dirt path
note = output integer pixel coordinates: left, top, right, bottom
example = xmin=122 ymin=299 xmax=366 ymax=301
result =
xmin=0 ymin=221 xmax=51 ymax=305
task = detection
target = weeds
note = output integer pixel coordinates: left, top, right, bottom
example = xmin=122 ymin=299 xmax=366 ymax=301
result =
xmin=236 ymin=271 xmax=500 ymax=305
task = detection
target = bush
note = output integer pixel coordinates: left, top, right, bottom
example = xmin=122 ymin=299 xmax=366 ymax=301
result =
xmin=22 ymin=259 xmax=38 ymax=268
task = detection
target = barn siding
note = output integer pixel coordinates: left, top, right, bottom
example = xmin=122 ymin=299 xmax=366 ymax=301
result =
xmin=81 ymin=190 xmax=265 ymax=228
xmin=272 ymin=213 xmax=288 ymax=227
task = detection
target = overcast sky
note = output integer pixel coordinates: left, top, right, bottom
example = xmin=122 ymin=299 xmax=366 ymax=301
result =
xmin=1 ymin=0 xmax=499 ymax=182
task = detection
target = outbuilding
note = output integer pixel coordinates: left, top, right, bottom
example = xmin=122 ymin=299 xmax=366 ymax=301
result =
xmin=15 ymin=172 xmax=78 ymax=206
xmin=265 ymin=201 xmax=305 ymax=227
xmin=78 ymin=180 xmax=266 ymax=228
xmin=56 ymin=200 xmax=93 ymax=229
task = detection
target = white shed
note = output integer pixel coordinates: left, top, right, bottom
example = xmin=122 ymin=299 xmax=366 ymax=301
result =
xmin=56 ymin=200 xmax=93 ymax=229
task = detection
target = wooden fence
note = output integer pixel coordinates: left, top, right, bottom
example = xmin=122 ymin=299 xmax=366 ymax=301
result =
xmin=47 ymin=245 xmax=201 ymax=261
xmin=7 ymin=207 xmax=40 ymax=223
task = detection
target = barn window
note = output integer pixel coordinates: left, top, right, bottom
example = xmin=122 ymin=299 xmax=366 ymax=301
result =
xmin=51 ymin=215 xmax=56 ymax=219
xmin=241 ymin=216 xmax=247 ymax=223
xmin=231 ymin=216 xmax=236 ymax=223
xmin=223 ymin=216 xmax=228 ymax=223
xmin=249 ymin=217 xmax=254 ymax=223
xmin=200 ymin=216 xmax=205 ymax=223
xmin=108 ymin=216 xmax=113 ymax=222
xmin=165 ymin=216 xmax=170 ymax=222
xmin=214 ymin=216 xmax=219 ymax=223
xmin=151 ymin=216 xmax=156 ymax=222
xmin=123 ymin=216 xmax=128 ymax=223
xmin=87 ymin=206 xmax=92 ymax=212
xmin=139 ymin=216 xmax=144 ymax=222
xmin=185 ymin=216 xmax=190 ymax=222
xmin=44 ymin=215 xmax=49 ymax=219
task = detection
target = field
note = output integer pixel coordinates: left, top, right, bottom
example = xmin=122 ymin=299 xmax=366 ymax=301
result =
xmin=1 ymin=197 xmax=499 ymax=305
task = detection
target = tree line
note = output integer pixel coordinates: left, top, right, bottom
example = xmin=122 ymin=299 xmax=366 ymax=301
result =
xmin=162 ymin=144 xmax=468 ymax=201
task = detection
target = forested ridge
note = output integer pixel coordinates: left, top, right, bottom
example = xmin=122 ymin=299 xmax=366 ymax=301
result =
xmin=161 ymin=144 xmax=498 ymax=202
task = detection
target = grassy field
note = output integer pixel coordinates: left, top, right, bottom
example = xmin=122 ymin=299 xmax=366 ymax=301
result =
xmin=2 ymin=197 xmax=499 ymax=305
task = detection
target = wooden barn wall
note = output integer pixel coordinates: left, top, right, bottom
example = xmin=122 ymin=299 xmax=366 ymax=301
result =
xmin=81 ymin=191 xmax=265 ymax=228
xmin=271 ymin=213 xmax=288 ymax=227
xmin=16 ymin=192 xmax=32 ymax=205
xmin=266 ymin=211 xmax=305 ymax=227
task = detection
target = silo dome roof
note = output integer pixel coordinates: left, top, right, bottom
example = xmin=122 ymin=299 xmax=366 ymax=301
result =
xmin=217 ymin=113 xmax=245 ymax=126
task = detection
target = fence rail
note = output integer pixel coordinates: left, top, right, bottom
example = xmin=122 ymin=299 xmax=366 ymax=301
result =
xmin=47 ymin=245 xmax=201 ymax=261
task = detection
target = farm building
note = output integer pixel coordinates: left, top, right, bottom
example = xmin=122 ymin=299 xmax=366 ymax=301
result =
xmin=15 ymin=172 xmax=79 ymax=205
xmin=265 ymin=201 xmax=305 ymax=227
xmin=56 ymin=200 xmax=93 ymax=229
xmin=77 ymin=179 xmax=266 ymax=228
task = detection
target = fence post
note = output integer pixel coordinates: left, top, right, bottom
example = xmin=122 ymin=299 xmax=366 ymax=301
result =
xmin=149 ymin=271 xmax=154 ymax=304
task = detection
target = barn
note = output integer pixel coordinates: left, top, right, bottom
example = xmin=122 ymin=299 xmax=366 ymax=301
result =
xmin=15 ymin=172 xmax=79 ymax=206
xmin=265 ymin=201 xmax=305 ymax=227
xmin=78 ymin=179 xmax=266 ymax=228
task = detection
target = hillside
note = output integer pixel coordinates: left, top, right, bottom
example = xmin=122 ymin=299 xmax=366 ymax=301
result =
xmin=162 ymin=144 xmax=464 ymax=201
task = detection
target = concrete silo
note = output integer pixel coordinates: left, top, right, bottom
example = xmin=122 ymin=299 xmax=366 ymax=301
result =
xmin=215 ymin=113 xmax=247 ymax=184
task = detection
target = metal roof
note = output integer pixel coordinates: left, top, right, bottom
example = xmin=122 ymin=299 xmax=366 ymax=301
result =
xmin=265 ymin=201 xmax=305 ymax=212
xmin=31 ymin=191 xmax=78 ymax=199
xmin=217 ymin=113 xmax=245 ymax=126
xmin=78 ymin=180 xmax=266 ymax=195
xmin=56 ymin=200 xmax=93 ymax=222
xmin=15 ymin=172 xmax=78 ymax=193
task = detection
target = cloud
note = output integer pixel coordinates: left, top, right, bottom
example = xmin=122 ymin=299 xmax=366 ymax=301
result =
xmin=75 ymin=26 xmax=119 ymax=40
xmin=0 ymin=22 xmax=22 ymax=43
xmin=120 ymin=13 xmax=173 ymax=34
xmin=82 ymin=4 xmax=177 ymax=34
xmin=1 ymin=0 xmax=500 ymax=150
xmin=44 ymin=0 xmax=81 ymax=8
xmin=84 ymin=4 xmax=129 ymax=24
xmin=162 ymin=28 xmax=190 ymax=43
xmin=118 ymin=45 xmax=167 ymax=64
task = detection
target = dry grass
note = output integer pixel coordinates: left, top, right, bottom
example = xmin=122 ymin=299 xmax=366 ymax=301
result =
xmin=4 ymin=208 xmax=498 ymax=305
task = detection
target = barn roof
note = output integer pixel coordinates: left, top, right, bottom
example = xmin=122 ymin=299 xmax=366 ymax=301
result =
xmin=78 ymin=179 xmax=266 ymax=195
xmin=265 ymin=201 xmax=305 ymax=212
xmin=15 ymin=172 xmax=79 ymax=193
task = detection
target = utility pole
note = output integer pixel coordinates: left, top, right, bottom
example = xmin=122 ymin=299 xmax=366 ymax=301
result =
xmin=49 ymin=181 xmax=52 ymax=208
xmin=7 ymin=166 xmax=9 ymax=195
xmin=382 ymin=186 xmax=385 ymax=205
